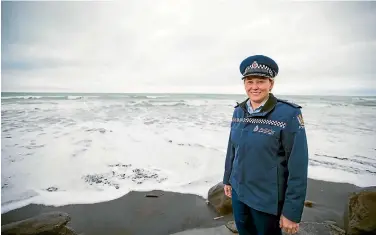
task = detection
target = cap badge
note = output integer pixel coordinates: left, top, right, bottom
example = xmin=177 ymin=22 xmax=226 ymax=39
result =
xmin=251 ymin=61 xmax=258 ymax=69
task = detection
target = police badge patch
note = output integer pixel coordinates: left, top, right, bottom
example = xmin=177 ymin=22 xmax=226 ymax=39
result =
xmin=297 ymin=114 xmax=305 ymax=129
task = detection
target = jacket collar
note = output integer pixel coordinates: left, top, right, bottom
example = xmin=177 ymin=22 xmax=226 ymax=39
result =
xmin=236 ymin=93 xmax=277 ymax=117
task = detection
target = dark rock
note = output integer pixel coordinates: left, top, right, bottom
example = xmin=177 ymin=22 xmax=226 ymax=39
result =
xmin=132 ymin=168 xmax=159 ymax=183
xmin=1 ymin=211 xmax=76 ymax=235
xmin=207 ymin=182 xmax=232 ymax=215
xmin=85 ymin=128 xmax=106 ymax=133
xmin=108 ymin=163 xmax=131 ymax=168
xmin=47 ymin=187 xmax=59 ymax=192
xmin=225 ymin=221 xmax=238 ymax=233
xmin=344 ymin=186 xmax=376 ymax=235
xmin=304 ymin=200 xmax=314 ymax=208
xmin=83 ymin=166 xmax=166 ymax=188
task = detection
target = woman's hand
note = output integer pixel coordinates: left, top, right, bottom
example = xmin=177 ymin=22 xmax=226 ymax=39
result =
xmin=224 ymin=185 xmax=232 ymax=198
xmin=280 ymin=215 xmax=299 ymax=234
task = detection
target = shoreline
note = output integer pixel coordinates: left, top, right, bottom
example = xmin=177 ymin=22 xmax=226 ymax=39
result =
xmin=1 ymin=178 xmax=365 ymax=235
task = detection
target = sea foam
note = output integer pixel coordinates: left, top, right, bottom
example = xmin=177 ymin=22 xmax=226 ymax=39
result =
xmin=2 ymin=93 xmax=375 ymax=214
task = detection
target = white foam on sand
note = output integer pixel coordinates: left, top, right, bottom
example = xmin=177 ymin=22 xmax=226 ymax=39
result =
xmin=1 ymin=98 xmax=232 ymax=213
xmin=1 ymin=95 xmax=376 ymax=214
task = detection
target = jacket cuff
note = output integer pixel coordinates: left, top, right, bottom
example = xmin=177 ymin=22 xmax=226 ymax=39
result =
xmin=223 ymin=172 xmax=230 ymax=185
xmin=281 ymin=204 xmax=302 ymax=223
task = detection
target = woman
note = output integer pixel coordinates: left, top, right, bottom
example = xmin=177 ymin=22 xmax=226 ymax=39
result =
xmin=223 ymin=55 xmax=309 ymax=235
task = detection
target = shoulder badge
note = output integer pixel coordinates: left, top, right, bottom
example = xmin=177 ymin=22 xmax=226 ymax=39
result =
xmin=277 ymin=98 xmax=302 ymax=108
xmin=297 ymin=113 xmax=305 ymax=129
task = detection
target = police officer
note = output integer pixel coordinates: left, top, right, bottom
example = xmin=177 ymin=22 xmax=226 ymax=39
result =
xmin=223 ymin=55 xmax=309 ymax=235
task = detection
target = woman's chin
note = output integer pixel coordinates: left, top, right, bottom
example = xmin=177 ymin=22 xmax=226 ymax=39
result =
xmin=249 ymin=94 xmax=264 ymax=103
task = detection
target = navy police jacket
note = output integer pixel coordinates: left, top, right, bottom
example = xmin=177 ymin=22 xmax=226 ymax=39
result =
xmin=223 ymin=93 xmax=309 ymax=223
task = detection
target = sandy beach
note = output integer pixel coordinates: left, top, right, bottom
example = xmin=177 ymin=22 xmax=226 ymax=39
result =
xmin=1 ymin=178 xmax=362 ymax=235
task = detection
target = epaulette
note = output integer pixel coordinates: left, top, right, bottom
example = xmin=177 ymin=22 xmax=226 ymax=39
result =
xmin=277 ymin=98 xmax=302 ymax=108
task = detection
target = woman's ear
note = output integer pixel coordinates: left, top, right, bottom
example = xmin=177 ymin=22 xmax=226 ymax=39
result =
xmin=269 ymin=79 xmax=275 ymax=91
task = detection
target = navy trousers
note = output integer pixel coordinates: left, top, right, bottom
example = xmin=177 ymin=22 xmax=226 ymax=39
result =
xmin=231 ymin=188 xmax=282 ymax=235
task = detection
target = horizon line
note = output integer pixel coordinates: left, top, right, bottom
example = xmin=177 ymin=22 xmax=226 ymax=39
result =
xmin=1 ymin=91 xmax=375 ymax=97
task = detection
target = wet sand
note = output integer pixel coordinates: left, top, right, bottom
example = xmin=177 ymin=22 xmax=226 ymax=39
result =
xmin=1 ymin=178 xmax=362 ymax=235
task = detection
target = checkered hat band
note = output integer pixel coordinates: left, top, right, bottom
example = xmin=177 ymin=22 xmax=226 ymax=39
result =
xmin=232 ymin=117 xmax=286 ymax=128
xmin=243 ymin=63 xmax=274 ymax=77
xmin=243 ymin=73 xmax=272 ymax=79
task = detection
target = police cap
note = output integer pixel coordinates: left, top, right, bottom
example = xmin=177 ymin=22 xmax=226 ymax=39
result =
xmin=239 ymin=55 xmax=279 ymax=80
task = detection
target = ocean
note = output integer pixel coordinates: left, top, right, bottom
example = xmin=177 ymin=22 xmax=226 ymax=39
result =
xmin=1 ymin=92 xmax=376 ymax=214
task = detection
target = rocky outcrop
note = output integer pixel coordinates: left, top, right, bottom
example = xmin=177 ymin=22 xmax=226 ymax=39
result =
xmin=1 ymin=211 xmax=78 ymax=235
xmin=207 ymin=182 xmax=232 ymax=215
xmin=344 ymin=186 xmax=376 ymax=235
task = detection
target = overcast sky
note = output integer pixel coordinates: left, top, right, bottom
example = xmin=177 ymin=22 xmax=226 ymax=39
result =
xmin=2 ymin=1 xmax=376 ymax=95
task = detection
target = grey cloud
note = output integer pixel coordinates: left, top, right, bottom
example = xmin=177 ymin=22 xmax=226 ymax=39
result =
xmin=1 ymin=1 xmax=376 ymax=94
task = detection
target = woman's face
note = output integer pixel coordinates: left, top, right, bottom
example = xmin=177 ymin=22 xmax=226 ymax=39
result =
xmin=244 ymin=76 xmax=274 ymax=103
